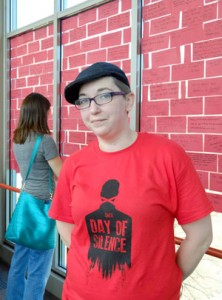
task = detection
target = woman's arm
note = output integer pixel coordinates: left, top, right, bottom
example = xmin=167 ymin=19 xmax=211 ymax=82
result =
xmin=56 ymin=220 xmax=75 ymax=248
xmin=176 ymin=214 xmax=213 ymax=280
xmin=48 ymin=156 xmax=63 ymax=179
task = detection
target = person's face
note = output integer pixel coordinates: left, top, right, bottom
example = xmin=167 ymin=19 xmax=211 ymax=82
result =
xmin=78 ymin=77 xmax=134 ymax=140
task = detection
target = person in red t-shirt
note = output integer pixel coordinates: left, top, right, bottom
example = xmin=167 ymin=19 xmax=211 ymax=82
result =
xmin=49 ymin=62 xmax=213 ymax=300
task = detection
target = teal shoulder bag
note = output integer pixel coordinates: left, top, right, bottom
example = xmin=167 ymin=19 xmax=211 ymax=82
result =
xmin=5 ymin=135 xmax=56 ymax=250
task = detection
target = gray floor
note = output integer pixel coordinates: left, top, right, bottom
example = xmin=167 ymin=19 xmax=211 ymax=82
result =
xmin=0 ymin=260 xmax=59 ymax=300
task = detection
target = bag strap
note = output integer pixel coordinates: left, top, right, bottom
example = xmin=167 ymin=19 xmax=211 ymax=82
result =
xmin=24 ymin=134 xmax=43 ymax=182
xmin=23 ymin=134 xmax=54 ymax=199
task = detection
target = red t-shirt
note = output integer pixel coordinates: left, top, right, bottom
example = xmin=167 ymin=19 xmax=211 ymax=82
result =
xmin=49 ymin=133 xmax=213 ymax=300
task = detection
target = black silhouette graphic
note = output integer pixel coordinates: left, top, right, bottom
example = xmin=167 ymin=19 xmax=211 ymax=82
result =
xmin=85 ymin=180 xmax=132 ymax=279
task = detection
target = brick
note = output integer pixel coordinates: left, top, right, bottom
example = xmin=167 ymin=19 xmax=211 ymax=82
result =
xmin=210 ymin=173 xmax=222 ymax=192
xmin=62 ymin=68 xmax=79 ymax=83
xmin=11 ymin=57 xmax=22 ymax=68
xmin=30 ymin=64 xmax=43 ymax=75
xmin=204 ymin=19 xmax=222 ymax=40
xmin=98 ymin=0 xmax=119 ymax=19
xmin=122 ymin=0 xmax=131 ymax=11
xmin=207 ymin=193 xmax=222 ymax=213
xmin=220 ymin=1 xmax=222 ymax=18
xmin=108 ymin=12 xmax=130 ymax=31
xmin=41 ymin=37 xmax=53 ymax=50
xmin=62 ymin=142 xmax=80 ymax=156
xmin=196 ymin=170 xmax=208 ymax=189
xmin=16 ymin=78 xmax=26 ymax=88
xmin=182 ymin=5 xmax=215 ymax=27
xmin=156 ymin=116 xmax=186 ymax=133
xmin=62 ymin=32 xmax=69 ymax=44
xmin=193 ymin=38 xmax=222 ymax=60
xmin=205 ymin=135 xmax=222 ymax=153
xmin=21 ymin=87 xmax=33 ymax=97
xmin=15 ymin=44 xmax=28 ymax=57
xmin=88 ymin=19 xmax=107 ymax=36
xmin=170 ymin=134 xmax=203 ymax=151
xmin=28 ymin=41 xmax=40 ymax=53
xmin=62 ymin=118 xmax=78 ymax=130
xmin=101 ymin=32 xmax=122 ymax=48
xmin=143 ymin=67 xmax=170 ymax=84
xmin=34 ymin=50 xmax=48 ymax=63
xmin=150 ymin=82 xmax=179 ymax=100
xmin=140 ymin=117 xmax=155 ymax=132
xmin=40 ymin=73 xmax=53 ymax=85
xmin=11 ymin=31 xmax=33 ymax=47
xmin=64 ymin=42 xmax=81 ymax=57
xmin=172 ymin=61 xmax=204 ymax=81
xmin=87 ymin=50 xmax=107 ymax=65
xmin=62 ymin=16 xmax=78 ymax=32
xmin=69 ymin=53 xmax=86 ymax=68
xmin=142 ymin=33 xmax=169 ymax=52
xmin=171 ymin=0 xmax=202 ymax=12
xmin=219 ymin=155 xmax=222 ymax=172
xmin=122 ymin=59 xmax=131 ymax=74
xmin=171 ymin=25 xmax=204 ymax=47
xmin=18 ymin=66 xmax=29 ymax=77
xmin=206 ymin=58 xmax=222 ymax=77
xmin=34 ymin=85 xmax=48 ymax=95
xmin=171 ymin=98 xmax=203 ymax=115
xmin=123 ymin=28 xmax=131 ymax=43
xmin=11 ymin=89 xmax=22 ymax=100
xmin=79 ymin=7 xmax=97 ymax=26
xmin=188 ymin=78 xmax=222 ymax=97
xmin=142 ymin=100 xmax=169 ymax=116
xmin=108 ymin=44 xmax=129 ymax=61
xmin=81 ymin=37 xmax=100 ymax=52
xmin=69 ymin=131 xmax=85 ymax=144
xmin=70 ymin=26 xmax=86 ymax=42
xmin=152 ymin=47 xmax=181 ymax=68
xmin=143 ymin=0 xmax=171 ymax=20
xmin=187 ymin=152 xmax=217 ymax=172
xmin=22 ymin=54 xmax=34 ymax=65
xmin=42 ymin=61 xmax=53 ymax=73
xmin=27 ymin=76 xmax=40 ymax=86
xmin=188 ymin=117 xmax=222 ymax=134
xmin=35 ymin=27 xmax=47 ymax=40
xmin=151 ymin=14 xmax=179 ymax=35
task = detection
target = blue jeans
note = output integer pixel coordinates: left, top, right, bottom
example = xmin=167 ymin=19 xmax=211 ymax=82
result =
xmin=6 ymin=244 xmax=54 ymax=300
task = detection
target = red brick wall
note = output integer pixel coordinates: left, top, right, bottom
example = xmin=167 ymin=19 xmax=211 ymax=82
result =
xmin=141 ymin=0 xmax=222 ymax=212
xmin=10 ymin=25 xmax=54 ymax=170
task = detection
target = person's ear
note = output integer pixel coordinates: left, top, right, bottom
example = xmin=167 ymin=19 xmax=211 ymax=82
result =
xmin=125 ymin=92 xmax=135 ymax=114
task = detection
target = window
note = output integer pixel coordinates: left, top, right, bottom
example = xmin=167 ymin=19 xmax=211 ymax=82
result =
xmin=11 ymin=0 xmax=54 ymax=30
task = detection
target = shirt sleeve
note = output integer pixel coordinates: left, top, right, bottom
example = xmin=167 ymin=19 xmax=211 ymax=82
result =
xmin=174 ymin=150 xmax=213 ymax=225
xmin=42 ymin=134 xmax=59 ymax=161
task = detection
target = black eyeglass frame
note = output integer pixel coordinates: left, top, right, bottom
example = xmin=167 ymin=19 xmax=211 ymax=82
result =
xmin=74 ymin=91 xmax=127 ymax=110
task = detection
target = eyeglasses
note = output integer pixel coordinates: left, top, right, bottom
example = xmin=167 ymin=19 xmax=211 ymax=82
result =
xmin=74 ymin=91 xmax=126 ymax=110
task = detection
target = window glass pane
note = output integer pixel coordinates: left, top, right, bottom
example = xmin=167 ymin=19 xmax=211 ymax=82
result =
xmin=64 ymin=0 xmax=88 ymax=9
xmin=15 ymin=0 xmax=54 ymax=29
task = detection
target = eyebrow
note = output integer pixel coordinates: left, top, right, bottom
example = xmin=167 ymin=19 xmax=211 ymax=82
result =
xmin=79 ymin=87 xmax=113 ymax=98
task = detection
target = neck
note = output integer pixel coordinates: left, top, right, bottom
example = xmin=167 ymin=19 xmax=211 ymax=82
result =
xmin=97 ymin=130 xmax=138 ymax=152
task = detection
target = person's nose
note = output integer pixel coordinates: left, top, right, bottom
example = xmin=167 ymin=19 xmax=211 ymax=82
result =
xmin=89 ymin=99 xmax=101 ymax=113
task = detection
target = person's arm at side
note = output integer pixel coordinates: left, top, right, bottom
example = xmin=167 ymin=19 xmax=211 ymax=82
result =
xmin=48 ymin=156 xmax=63 ymax=179
xmin=176 ymin=214 xmax=213 ymax=280
xmin=56 ymin=220 xmax=74 ymax=248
